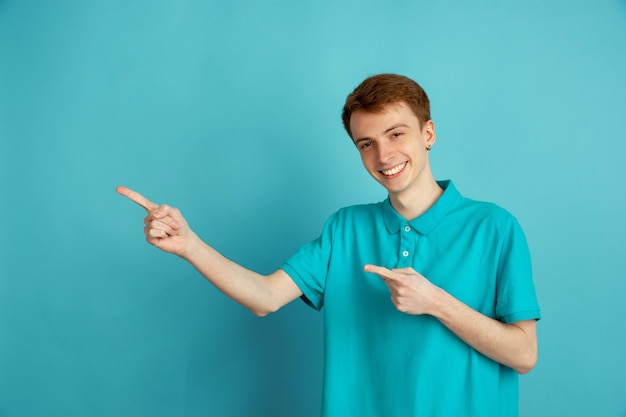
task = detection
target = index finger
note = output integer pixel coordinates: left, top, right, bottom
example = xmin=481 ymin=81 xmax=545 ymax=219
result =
xmin=116 ymin=186 xmax=158 ymax=212
xmin=363 ymin=264 xmax=397 ymax=281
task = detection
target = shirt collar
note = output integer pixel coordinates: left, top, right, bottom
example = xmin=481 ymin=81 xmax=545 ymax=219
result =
xmin=382 ymin=180 xmax=463 ymax=235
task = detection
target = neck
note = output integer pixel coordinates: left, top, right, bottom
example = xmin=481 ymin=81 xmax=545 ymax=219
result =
xmin=389 ymin=177 xmax=443 ymax=220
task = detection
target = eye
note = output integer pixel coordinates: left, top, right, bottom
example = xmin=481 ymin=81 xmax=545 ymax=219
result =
xmin=359 ymin=140 xmax=374 ymax=150
xmin=391 ymin=132 xmax=403 ymax=139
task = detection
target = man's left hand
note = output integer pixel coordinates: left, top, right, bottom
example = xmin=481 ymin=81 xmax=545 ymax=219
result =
xmin=364 ymin=264 xmax=440 ymax=315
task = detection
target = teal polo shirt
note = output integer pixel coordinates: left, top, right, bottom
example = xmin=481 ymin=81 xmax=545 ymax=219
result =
xmin=281 ymin=180 xmax=541 ymax=417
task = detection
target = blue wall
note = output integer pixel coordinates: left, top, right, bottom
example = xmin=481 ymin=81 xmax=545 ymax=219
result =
xmin=1 ymin=1 xmax=625 ymax=416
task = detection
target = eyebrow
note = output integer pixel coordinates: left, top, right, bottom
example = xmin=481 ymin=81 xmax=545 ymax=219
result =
xmin=354 ymin=123 xmax=410 ymax=144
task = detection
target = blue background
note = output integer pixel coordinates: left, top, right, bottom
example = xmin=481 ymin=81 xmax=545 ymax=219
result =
xmin=1 ymin=1 xmax=625 ymax=416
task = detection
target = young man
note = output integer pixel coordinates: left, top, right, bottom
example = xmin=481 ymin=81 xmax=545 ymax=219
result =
xmin=118 ymin=74 xmax=540 ymax=417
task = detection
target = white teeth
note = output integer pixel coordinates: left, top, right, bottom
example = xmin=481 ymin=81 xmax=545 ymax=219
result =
xmin=382 ymin=162 xmax=406 ymax=176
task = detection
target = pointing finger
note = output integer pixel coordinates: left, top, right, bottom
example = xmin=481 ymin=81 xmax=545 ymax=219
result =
xmin=363 ymin=264 xmax=397 ymax=281
xmin=116 ymin=186 xmax=158 ymax=212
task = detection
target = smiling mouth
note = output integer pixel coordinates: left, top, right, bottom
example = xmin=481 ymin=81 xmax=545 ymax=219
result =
xmin=381 ymin=162 xmax=407 ymax=176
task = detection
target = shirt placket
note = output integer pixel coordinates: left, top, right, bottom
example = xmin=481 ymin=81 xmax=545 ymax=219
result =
xmin=397 ymin=224 xmax=417 ymax=268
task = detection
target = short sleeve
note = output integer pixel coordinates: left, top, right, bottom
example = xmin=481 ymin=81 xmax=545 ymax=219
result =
xmin=495 ymin=217 xmax=541 ymax=323
xmin=280 ymin=212 xmax=338 ymax=310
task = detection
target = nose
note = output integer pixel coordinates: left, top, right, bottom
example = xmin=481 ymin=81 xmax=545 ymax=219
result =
xmin=376 ymin=141 xmax=395 ymax=164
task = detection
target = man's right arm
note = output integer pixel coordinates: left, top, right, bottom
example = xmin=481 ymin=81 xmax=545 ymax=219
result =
xmin=116 ymin=186 xmax=303 ymax=316
xmin=182 ymin=234 xmax=303 ymax=316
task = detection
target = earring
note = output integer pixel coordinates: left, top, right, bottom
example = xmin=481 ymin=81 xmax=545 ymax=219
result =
xmin=426 ymin=145 xmax=432 ymax=151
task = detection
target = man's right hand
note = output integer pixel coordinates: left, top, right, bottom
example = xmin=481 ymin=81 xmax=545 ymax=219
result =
xmin=116 ymin=186 xmax=195 ymax=257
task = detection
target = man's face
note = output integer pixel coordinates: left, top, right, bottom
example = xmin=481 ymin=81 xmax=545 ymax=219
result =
xmin=350 ymin=102 xmax=435 ymax=200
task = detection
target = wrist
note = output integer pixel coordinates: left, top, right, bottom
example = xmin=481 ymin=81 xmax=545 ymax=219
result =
xmin=428 ymin=285 xmax=450 ymax=319
xmin=179 ymin=231 xmax=202 ymax=260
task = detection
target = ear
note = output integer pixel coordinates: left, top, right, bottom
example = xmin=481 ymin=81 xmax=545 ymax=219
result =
xmin=423 ymin=120 xmax=436 ymax=148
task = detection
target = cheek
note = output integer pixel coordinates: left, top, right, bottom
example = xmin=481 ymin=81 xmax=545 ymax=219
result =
xmin=359 ymin=153 xmax=376 ymax=170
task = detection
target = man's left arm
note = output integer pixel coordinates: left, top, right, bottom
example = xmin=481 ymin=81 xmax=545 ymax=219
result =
xmin=364 ymin=264 xmax=538 ymax=374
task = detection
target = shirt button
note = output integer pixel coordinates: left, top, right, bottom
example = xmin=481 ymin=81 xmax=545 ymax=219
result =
xmin=402 ymin=250 xmax=409 ymax=257
xmin=404 ymin=226 xmax=411 ymax=232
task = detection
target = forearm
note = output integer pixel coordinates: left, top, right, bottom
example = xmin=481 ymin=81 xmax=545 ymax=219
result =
xmin=430 ymin=287 xmax=538 ymax=374
xmin=181 ymin=233 xmax=299 ymax=316
xmin=115 ymin=187 xmax=298 ymax=315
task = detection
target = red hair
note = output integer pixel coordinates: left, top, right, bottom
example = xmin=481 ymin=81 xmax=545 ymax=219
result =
xmin=342 ymin=74 xmax=431 ymax=139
